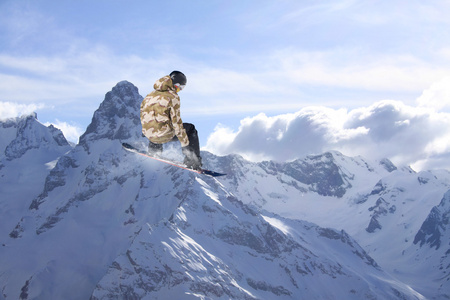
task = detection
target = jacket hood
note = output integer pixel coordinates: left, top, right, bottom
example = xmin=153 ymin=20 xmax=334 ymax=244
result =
xmin=153 ymin=75 xmax=175 ymax=92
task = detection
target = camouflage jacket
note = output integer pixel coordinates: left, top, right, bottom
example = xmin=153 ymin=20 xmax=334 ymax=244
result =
xmin=140 ymin=75 xmax=189 ymax=147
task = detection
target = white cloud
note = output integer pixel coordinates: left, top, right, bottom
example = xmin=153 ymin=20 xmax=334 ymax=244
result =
xmin=0 ymin=48 xmax=176 ymax=105
xmin=44 ymin=120 xmax=83 ymax=144
xmin=2 ymin=39 xmax=448 ymax=119
xmin=188 ymin=68 xmax=273 ymax=96
xmin=204 ymin=97 xmax=450 ymax=171
xmin=416 ymin=76 xmax=450 ymax=111
xmin=267 ymin=49 xmax=449 ymax=93
xmin=0 ymin=101 xmax=45 ymax=119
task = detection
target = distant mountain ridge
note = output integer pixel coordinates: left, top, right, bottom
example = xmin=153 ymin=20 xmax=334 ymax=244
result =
xmin=1 ymin=112 xmax=70 ymax=161
xmin=1 ymin=81 xmax=448 ymax=299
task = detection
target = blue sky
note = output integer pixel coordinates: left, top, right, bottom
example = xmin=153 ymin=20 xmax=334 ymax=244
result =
xmin=1 ymin=0 xmax=450 ymax=170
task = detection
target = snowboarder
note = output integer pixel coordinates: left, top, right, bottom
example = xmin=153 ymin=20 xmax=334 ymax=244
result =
xmin=140 ymin=71 xmax=202 ymax=170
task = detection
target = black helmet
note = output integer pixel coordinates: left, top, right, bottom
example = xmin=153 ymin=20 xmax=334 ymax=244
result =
xmin=170 ymin=71 xmax=187 ymax=86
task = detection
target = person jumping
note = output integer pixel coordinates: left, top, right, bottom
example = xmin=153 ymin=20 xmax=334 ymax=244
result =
xmin=140 ymin=71 xmax=202 ymax=170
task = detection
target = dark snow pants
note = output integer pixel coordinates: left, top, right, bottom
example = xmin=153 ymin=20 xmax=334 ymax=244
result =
xmin=148 ymin=123 xmax=200 ymax=158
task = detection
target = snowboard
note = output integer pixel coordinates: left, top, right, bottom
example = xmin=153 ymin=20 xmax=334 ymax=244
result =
xmin=122 ymin=143 xmax=226 ymax=177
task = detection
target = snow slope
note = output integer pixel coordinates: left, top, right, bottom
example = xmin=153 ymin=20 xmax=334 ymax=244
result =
xmin=0 ymin=114 xmax=72 ymax=243
xmin=91 ymin=174 xmax=423 ymax=299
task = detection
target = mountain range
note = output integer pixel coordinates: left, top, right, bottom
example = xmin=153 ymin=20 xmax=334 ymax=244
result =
xmin=1 ymin=81 xmax=449 ymax=299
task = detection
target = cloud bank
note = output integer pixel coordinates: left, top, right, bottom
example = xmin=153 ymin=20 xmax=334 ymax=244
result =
xmin=0 ymin=101 xmax=45 ymax=119
xmin=204 ymin=77 xmax=450 ymax=171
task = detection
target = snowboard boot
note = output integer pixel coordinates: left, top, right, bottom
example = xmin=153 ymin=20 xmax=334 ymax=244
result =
xmin=148 ymin=141 xmax=163 ymax=157
xmin=182 ymin=147 xmax=202 ymax=170
xmin=184 ymin=155 xmax=202 ymax=170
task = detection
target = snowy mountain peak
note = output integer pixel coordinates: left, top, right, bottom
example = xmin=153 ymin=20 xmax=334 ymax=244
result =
xmin=1 ymin=113 xmax=73 ymax=249
xmin=78 ymin=80 xmax=144 ymax=151
xmin=379 ymin=157 xmax=397 ymax=172
xmin=1 ymin=113 xmax=70 ymax=161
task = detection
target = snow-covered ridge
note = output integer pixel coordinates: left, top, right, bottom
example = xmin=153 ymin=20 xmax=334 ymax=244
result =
xmin=0 ymin=113 xmax=70 ymax=161
xmin=1 ymin=81 xmax=449 ymax=299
